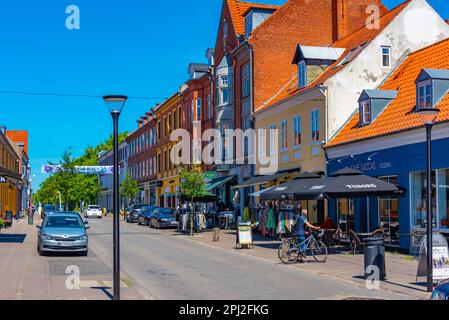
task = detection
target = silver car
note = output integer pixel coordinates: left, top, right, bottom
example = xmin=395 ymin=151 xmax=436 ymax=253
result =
xmin=37 ymin=212 xmax=90 ymax=256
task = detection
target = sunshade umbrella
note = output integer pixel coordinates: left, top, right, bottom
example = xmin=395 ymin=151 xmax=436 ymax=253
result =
xmin=259 ymin=172 xmax=322 ymax=201
xmin=180 ymin=191 xmax=220 ymax=203
xmin=295 ymin=168 xmax=402 ymax=200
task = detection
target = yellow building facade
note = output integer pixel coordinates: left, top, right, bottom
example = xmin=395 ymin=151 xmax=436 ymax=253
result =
xmin=0 ymin=132 xmax=20 ymax=218
xmin=154 ymin=92 xmax=182 ymax=208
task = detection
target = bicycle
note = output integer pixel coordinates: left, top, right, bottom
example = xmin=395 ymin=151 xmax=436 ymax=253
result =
xmin=278 ymin=230 xmax=328 ymax=264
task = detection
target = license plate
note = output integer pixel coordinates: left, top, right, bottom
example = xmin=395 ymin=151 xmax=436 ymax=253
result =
xmin=59 ymin=241 xmax=76 ymax=247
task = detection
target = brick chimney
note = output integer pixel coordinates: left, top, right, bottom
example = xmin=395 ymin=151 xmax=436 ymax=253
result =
xmin=137 ymin=119 xmax=143 ymax=128
xmin=333 ymin=0 xmax=349 ymax=41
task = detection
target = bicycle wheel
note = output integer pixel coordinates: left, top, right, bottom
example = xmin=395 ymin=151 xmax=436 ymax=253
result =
xmin=278 ymin=239 xmax=299 ymax=264
xmin=309 ymin=240 xmax=328 ymax=263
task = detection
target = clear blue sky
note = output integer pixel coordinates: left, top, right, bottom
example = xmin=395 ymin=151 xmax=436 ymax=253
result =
xmin=0 ymin=0 xmax=447 ymax=191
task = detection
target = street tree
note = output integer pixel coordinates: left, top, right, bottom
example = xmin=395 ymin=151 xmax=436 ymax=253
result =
xmin=121 ymin=174 xmax=138 ymax=208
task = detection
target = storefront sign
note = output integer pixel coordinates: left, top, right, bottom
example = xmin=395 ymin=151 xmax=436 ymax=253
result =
xmin=0 ymin=176 xmax=6 ymax=183
xmin=238 ymin=223 xmax=253 ymax=246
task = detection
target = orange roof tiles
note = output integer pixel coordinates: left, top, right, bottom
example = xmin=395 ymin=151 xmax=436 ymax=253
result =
xmin=259 ymin=1 xmax=410 ymax=111
xmin=6 ymin=130 xmax=29 ymax=155
xmin=227 ymin=0 xmax=280 ymax=35
xmin=327 ymin=38 xmax=449 ymax=148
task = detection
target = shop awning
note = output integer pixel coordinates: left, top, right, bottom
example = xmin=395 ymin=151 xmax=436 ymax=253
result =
xmin=233 ymin=172 xmax=291 ymax=189
xmin=205 ymin=176 xmax=235 ymax=192
xmin=261 ymin=168 xmax=403 ymax=201
xmin=0 ymin=167 xmax=23 ymax=184
xmin=260 ymin=172 xmax=322 ymax=201
xmin=249 ymin=187 xmax=274 ymax=197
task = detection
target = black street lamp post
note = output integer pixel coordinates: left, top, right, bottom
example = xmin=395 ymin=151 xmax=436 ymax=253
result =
xmin=417 ymin=107 xmax=440 ymax=293
xmin=103 ymin=95 xmax=128 ymax=300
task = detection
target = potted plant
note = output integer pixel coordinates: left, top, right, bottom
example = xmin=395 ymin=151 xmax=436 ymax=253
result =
xmin=0 ymin=219 xmax=4 ymax=232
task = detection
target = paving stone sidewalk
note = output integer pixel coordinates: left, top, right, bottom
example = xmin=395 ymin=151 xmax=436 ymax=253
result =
xmin=0 ymin=217 xmax=149 ymax=300
xmin=178 ymin=228 xmax=432 ymax=300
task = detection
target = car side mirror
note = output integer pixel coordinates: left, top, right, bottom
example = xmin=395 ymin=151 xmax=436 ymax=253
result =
xmin=36 ymin=224 xmax=42 ymax=229
xmin=85 ymin=224 xmax=91 ymax=230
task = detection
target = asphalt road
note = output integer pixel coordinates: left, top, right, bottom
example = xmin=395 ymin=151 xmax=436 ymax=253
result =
xmin=87 ymin=218 xmax=408 ymax=300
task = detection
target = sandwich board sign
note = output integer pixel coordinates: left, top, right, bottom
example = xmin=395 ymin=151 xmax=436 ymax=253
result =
xmin=417 ymin=233 xmax=449 ymax=281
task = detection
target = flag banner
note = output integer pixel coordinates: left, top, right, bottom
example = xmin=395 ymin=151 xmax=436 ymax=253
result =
xmin=41 ymin=165 xmax=114 ymax=175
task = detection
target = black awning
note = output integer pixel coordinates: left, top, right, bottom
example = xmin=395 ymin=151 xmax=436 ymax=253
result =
xmin=234 ymin=172 xmax=292 ymax=189
xmin=0 ymin=167 xmax=22 ymax=184
xmin=261 ymin=169 xmax=401 ymax=201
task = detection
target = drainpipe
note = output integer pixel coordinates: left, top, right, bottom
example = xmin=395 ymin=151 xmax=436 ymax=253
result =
xmin=320 ymin=85 xmax=329 ymax=177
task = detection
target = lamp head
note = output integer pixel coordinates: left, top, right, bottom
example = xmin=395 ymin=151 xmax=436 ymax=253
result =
xmin=103 ymin=95 xmax=128 ymax=114
xmin=417 ymin=107 xmax=440 ymax=125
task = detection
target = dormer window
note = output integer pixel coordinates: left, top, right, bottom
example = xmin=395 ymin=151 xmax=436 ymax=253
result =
xmin=360 ymin=100 xmax=371 ymax=125
xmin=298 ymin=61 xmax=306 ymax=89
xmin=417 ymin=81 xmax=433 ymax=109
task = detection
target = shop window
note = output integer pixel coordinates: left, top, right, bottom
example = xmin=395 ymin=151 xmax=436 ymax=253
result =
xmin=438 ymin=169 xmax=449 ymax=230
xmin=411 ymin=171 xmax=437 ymax=229
xmin=379 ymin=176 xmax=399 ymax=244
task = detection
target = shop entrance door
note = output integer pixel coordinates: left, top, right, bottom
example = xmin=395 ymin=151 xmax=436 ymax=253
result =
xmin=379 ymin=176 xmax=399 ymax=246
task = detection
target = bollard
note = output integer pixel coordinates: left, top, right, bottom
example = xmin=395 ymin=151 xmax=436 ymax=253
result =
xmin=213 ymin=228 xmax=220 ymax=242
xmin=28 ymin=212 xmax=34 ymax=225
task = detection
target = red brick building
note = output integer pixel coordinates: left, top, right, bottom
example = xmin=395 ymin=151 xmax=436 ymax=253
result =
xmin=127 ymin=110 xmax=158 ymax=205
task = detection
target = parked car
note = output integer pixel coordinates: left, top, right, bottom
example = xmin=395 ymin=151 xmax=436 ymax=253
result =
xmin=150 ymin=208 xmax=178 ymax=229
xmin=431 ymin=279 xmax=449 ymax=300
xmin=41 ymin=204 xmax=56 ymax=220
xmin=37 ymin=212 xmax=90 ymax=256
xmin=84 ymin=205 xmax=102 ymax=219
xmin=126 ymin=204 xmax=149 ymax=223
xmin=137 ymin=206 xmax=158 ymax=226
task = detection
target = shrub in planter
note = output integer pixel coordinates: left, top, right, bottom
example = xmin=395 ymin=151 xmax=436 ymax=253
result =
xmin=0 ymin=219 xmax=4 ymax=230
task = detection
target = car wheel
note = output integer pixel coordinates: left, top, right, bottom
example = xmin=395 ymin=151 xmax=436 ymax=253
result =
xmin=157 ymin=221 xmax=161 ymax=229
xmin=37 ymin=245 xmax=45 ymax=256
xmin=138 ymin=218 xmax=142 ymax=225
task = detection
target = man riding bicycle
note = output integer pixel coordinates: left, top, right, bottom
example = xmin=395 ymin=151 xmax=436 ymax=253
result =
xmin=294 ymin=209 xmax=321 ymax=258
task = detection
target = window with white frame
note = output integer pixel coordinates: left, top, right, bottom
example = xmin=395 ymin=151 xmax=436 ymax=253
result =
xmin=298 ymin=61 xmax=306 ymax=89
xmin=417 ymin=81 xmax=433 ymax=109
xmin=216 ymin=76 xmax=229 ymax=106
xmin=311 ymin=109 xmax=320 ymax=144
xmin=241 ymin=62 xmax=251 ymax=98
xmin=280 ymin=120 xmax=288 ymax=151
xmin=269 ymin=124 xmax=277 ymax=155
xmin=360 ymin=100 xmax=371 ymax=125
xmin=381 ymin=46 xmax=391 ymax=68
xmin=293 ymin=115 xmax=302 ymax=147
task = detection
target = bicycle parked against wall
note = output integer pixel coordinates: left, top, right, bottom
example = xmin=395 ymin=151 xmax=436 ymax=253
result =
xmin=278 ymin=230 xmax=328 ymax=264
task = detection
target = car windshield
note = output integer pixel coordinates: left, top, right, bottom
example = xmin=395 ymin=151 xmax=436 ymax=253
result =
xmin=44 ymin=216 xmax=84 ymax=228
xmin=89 ymin=206 xmax=100 ymax=209
xmin=134 ymin=204 xmax=148 ymax=209
xmin=43 ymin=205 xmax=56 ymax=211
xmin=159 ymin=209 xmax=175 ymax=217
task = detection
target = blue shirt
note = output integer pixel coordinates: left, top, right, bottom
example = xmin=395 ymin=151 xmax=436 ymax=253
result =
xmin=294 ymin=215 xmax=308 ymax=236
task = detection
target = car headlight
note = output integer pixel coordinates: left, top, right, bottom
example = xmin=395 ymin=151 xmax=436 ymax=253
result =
xmin=77 ymin=235 xmax=87 ymax=241
xmin=42 ymin=234 xmax=53 ymax=241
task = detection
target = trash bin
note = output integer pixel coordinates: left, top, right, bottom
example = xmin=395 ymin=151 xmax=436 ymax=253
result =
xmin=364 ymin=237 xmax=386 ymax=280
xmin=28 ymin=212 xmax=34 ymax=225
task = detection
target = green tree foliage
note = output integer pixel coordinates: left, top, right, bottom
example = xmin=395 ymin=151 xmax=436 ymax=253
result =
xmin=179 ymin=168 xmax=207 ymax=203
xmin=121 ymin=174 xmax=139 ymax=206
xmin=33 ymin=133 xmax=128 ymax=210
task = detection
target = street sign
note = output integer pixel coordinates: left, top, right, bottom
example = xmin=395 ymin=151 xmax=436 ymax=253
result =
xmin=0 ymin=176 xmax=6 ymax=183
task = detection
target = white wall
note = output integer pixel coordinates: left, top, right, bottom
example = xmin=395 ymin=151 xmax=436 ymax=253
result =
xmin=326 ymin=0 xmax=449 ymax=140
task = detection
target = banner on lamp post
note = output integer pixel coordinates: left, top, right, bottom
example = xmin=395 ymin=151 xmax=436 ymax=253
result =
xmin=41 ymin=165 xmax=114 ymax=175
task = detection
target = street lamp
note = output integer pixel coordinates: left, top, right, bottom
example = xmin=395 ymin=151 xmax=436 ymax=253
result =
xmin=103 ymin=95 xmax=128 ymax=301
xmin=417 ymin=107 xmax=440 ymax=293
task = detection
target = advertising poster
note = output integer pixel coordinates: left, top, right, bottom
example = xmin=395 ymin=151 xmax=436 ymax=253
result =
xmin=433 ymin=246 xmax=449 ymax=280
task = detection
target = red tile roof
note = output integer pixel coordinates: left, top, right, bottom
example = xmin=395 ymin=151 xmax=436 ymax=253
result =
xmin=258 ymin=1 xmax=410 ymax=111
xmin=6 ymin=130 xmax=29 ymax=155
xmin=227 ymin=0 xmax=280 ymax=35
xmin=327 ymin=37 xmax=449 ymax=148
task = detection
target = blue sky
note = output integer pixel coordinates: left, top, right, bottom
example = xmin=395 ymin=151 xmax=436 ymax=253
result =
xmin=0 ymin=0 xmax=447 ymax=191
